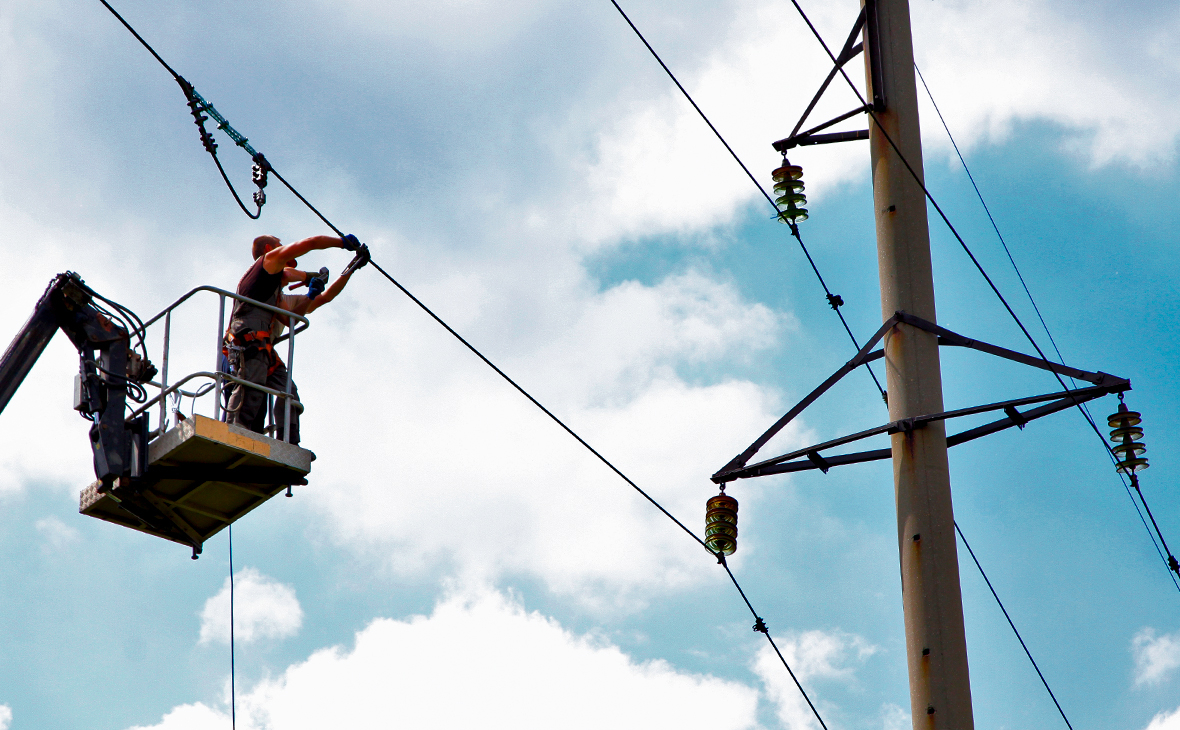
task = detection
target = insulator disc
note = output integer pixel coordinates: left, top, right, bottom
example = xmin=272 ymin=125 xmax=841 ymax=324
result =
xmin=773 ymin=178 xmax=805 ymax=194
xmin=708 ymin=494 xmax=738 ymax=511
xmin=705 ymin=512 xmax=738 ymax=530
xmin=1108 ymin=409 xmax=1142 ymax=428
xmin=706 ymin=508 xmax=738 ymax=525
xmin=1110 ymin=426 xmax=1144 ymax=442
xmin=706 ymin=522 xmax=738 ymax=539
xmin=1116 ymin=457 xmax=1150 ymax=474
xmin=706 ymin=534 xmax=737 ymax=555
xmin=1113 ymin=441 xmax=1147 ymax=457
xmin=775 ymin=192 xmax=807 ymax=207
xmin=777 ymin=207 xmax=808 ymax=223
xmin=772 ymin=164 xmax=803 ymax=182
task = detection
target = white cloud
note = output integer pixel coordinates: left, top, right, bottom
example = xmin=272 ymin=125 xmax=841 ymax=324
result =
xmin=144 ymin=589 xmax=762 ymax=730
xmin=0 ymin=704 xmax=10 ymax=730
xmin=571 ymin=0 xmax=1180 ymax=247
xmin=1146 ymin=706 xmax=1180 ymax=730
xmin=752 ymin=629 xmax=878 ymax=730
xmin=127 ymin=703 xmax=227 ymax=730
xmin=1133 ymin=628 xmax=1180 ymax=687
xmin=573 ymin=0 xmax=869 ymax=246
xmin=881 ymin=702 xmax=910 ymax=730
xmin=199 ymin=568 xmax=304 ymax=646
xmin=299 ymin=262 xmax=795 ymax=604
xmin=912 ymin=0 xmax=1180 ymax=167
xmin=34 ymin=515 xmax=80 ymax=551
xmin=522 ymin=272 xmax=785 ymax=403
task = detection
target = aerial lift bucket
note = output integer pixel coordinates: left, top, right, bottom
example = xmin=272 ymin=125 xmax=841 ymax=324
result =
xmin=73 ymin=283 xmax=315 ymax=558
xmin=81 ymin=414 xmax=313 ymax=556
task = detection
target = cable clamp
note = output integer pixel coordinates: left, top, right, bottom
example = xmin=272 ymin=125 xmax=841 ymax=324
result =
xmin=752 ymin=617 xmax=768 ymax=634
xmin=826 ymin=293 xmax=844 ymax=310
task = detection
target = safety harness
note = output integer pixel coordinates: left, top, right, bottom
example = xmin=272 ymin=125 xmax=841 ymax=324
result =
xmin=224 ymin=328 xmax=278 ymax=377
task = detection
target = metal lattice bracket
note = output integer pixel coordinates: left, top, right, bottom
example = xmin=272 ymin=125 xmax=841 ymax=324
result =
xmin=711 ymin=311 xmax=1130 ymax=484
xmin=771 ymin=0 xmax=883 ymax=153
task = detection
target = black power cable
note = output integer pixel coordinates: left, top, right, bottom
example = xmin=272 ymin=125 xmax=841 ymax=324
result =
xmin=607 ymin=0 xmax=886 ymax=403
xmin=954 ymin=521 xmax=1074 ymax=730
xmin=912 ymin=66 xmax=1064 ymax=369
xmin=98 ymin=0 xmax=265 ymax=219
xmin=97 ymin=0 xmax=180 ymax=78
xmin=370 ymin=255 xmax=829 ymax=728
xmin=913 ymin=64 xmax=1180 ymax=594
xmin=785 ymin=0 xmax=1180 ymax=592
xmin=96 ymin=3 xmax=830 ymax=725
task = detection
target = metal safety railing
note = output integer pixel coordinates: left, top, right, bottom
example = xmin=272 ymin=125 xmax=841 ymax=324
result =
xmin=128 ymin=285 xmax=309 ymax=443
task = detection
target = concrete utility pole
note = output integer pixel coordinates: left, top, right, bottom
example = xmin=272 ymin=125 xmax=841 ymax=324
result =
xmin=862 ymin=0 xmax=976 ymax=726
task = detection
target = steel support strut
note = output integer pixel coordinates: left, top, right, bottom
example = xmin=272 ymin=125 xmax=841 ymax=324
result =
xmin=772 ymin=2 xmax=880 ymax=152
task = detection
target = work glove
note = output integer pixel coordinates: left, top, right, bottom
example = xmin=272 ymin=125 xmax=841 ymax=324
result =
xmin=340 ymin=233 xmax=362 ymax=251
xmin=307 ymin=267 xmax=329 ymax=300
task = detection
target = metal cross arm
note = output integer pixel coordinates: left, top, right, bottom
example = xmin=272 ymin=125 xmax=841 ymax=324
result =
xmin=711 ymin=312 xmax=1130 ymax=484
xmin=715 ymin=381 xmax=1125 ymax=481
xmin=771 ymin=2 xmax=881 ymax=153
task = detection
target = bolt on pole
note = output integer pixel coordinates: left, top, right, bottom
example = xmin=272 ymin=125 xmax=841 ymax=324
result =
xmin=862 ymin=0 xmax=976 ymax=726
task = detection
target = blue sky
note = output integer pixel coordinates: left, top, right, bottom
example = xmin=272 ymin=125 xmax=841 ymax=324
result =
xmin=1 ymin=0 xmax=1179 ymax=728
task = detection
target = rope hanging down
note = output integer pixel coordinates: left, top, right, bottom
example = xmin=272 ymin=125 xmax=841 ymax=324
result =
xmin=229 ymin=525 xmax=237 ymax=730
xmin=96 ymin=3 xmax=830 ymax=726
xmin=785 ymin=0 xmax=1180 ymax=591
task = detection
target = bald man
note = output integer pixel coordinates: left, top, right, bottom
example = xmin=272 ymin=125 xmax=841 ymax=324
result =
xmin=224 ymin=233 xmax=361 ymax=443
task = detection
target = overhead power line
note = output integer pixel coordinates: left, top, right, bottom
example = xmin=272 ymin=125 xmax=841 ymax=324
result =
xmin=955 ymin=521 xmax=1073 ymax=730
xmin=608 ymin=0 xmax=886 ymax=403
xmin=95 ymin=2 xmax=830 ymax=726
xmin=785 ymin=0 xmax=1180 ymax=592
xmin=911 ymin=64 xmax=1180 ymax=593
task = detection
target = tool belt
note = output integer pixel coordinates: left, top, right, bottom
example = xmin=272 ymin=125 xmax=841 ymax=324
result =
xmin=223 ymin=328 xmax=278 ymax=377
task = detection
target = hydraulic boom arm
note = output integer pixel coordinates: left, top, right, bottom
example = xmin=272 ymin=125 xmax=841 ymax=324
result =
xmin=0 ymin=272 xmax=156 ymax=488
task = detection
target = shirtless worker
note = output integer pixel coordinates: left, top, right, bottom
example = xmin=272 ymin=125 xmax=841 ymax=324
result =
xmin=225 ymin=233 xmax=367 ymax=443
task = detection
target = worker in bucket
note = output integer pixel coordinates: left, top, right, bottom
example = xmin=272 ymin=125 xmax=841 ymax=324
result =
xmin=224 ymin=233 xmax=367 ymax=443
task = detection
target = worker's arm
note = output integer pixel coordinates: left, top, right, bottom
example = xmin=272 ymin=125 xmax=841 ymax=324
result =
xmin=262 ymin=235 xmax=351 ymax=274
xmin=305 ymin=271 xmax=354 ymax=314
xmin=269 ymin=293 xmax=312 ymax=335
xmin=281 ymin=267 xmax=308 ymax=286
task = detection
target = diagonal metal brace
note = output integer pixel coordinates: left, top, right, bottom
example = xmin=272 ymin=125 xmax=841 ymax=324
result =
xmin=774 ymin=108 xmax=871 ymax=152
xmin=771 ymin=1 xmax=884 ymax=153
xmin=778 ymin=129 xmax=870 ymax=151
xmin=786 ymin=8 xmax=864 ymax=138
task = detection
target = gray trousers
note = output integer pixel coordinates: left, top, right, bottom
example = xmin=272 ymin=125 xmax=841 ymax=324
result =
xmin=226 ymin=349 xmax=300 ymax=444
